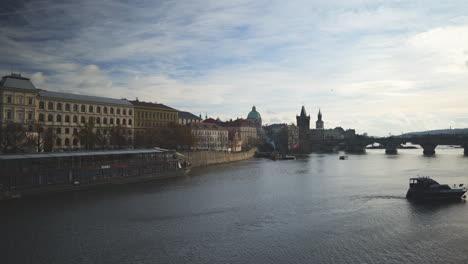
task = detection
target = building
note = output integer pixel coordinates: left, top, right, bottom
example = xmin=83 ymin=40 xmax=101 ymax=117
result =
xmin=296 ymin=106 xmax=311 ymax=152
xmin=130 ymin=100 xmax=179 ymax=132
xmin=1 ymin=73 xmax=134 ymax=151
xmin=287 ymin=124 xmax=299 ymax=150
xmin=246 ymin=106 xmax=262 ymax=128
xmin=36 ymin=90 xmax=134 ymax=149
xmin=178 ymin=111 xmax=202 ymax=125
xmin=316 ymin=109 xmax=324 ymax=129
xmin=189 ymin=122 xmax=229 ymax=151
xmin=0 ymin=73 xmax=38 ymax=126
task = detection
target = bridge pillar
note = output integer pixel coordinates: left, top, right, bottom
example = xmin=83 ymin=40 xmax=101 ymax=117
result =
xmin=420 ymin=143 xmax=437 ymax=155
xmin=463 ymin=143 xmax=468 ymax=156
xmin=385 ymin=146 xmax=398 ymax=155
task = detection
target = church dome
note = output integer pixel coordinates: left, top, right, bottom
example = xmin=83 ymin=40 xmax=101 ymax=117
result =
xmin=247 ymin=106 xmax=261 ymax=120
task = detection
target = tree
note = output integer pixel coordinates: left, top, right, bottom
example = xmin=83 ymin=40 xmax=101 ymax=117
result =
xmin=134 ymin=122 xmax=196 ymax=149
xmin=110 ymin=125 xmax=130 ymax=149
xmin=76 ymin=120 xmax=97 ymax=150
xmin=0 ymin=122 xmax=33 ymax=153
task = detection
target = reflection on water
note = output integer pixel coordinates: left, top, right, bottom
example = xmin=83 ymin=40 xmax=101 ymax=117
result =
xmin=2 ymin=149 xmax=468 ymax=264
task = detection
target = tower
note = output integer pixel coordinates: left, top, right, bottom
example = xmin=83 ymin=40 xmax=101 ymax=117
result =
xmin=316 ymin=109 xmax=324 ymax=129
xmin=296 ymin=106 xmax=311 ymax=152
xmin=296 ymin=106 xmax=310 ymax=130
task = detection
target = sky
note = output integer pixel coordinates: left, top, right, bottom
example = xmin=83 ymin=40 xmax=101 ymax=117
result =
xmin=1 ymin=0 xmax=468 ymax=136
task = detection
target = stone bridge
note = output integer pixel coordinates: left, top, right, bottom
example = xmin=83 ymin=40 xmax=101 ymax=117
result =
xmin=344 ymin=134 xmax=468 ymax=156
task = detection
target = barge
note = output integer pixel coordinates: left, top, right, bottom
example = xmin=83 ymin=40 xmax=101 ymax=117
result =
xmin=0 ymin=148 xmax=190 ymax=198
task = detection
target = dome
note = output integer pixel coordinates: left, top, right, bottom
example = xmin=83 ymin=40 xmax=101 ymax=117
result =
xmin=247 ymin=106 xmax=261 ymax=120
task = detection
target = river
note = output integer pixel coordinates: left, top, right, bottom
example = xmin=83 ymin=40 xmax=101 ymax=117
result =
xmin=2 ymin=148 xmax=468 ymax=264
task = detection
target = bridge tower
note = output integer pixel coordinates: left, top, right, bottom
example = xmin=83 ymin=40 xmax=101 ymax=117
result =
xmin=296 ymin=106 xmax=311 ymax=152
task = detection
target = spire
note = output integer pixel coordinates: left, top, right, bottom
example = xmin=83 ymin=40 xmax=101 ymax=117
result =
xmin=300 ymin=106 xmax=307 ymax=117
xmin=318 ymin=108 xmax=322 ymax=120
xmin=252 ymin=105 xmax=256 ymax=111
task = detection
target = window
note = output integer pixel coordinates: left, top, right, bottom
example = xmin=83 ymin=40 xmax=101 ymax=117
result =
xmin=65 ymin=138 xmax=70 ymax=146
xmin=39 ymin=113 xmax=45 ymax=122
xmin=56 ymin=138 xmax=62 ymax=146
xmin=7 ymin=95 xmax=12 ymax=103
xmin=65 ymin=128 xmax=70 ymax=134
xmin=110 ymin=108 xmax=114 ymax=114
xmin=56 ymin=115 xmax=62 ymax=122
xmin=89 ymin=117 xmax=94 ymax=123
xmin=123 ymin=109 xmax=126 ymax=115
xmin=48 ymin=102 xmax=54 ymax=110
xmin=57 ymin=103 xmax=62 ymax=111
xmin=104 ymin=107 xmax=108 ymax=114
xmin=73 ymin=115 xmax=78 ymax=123
xmin=116 ymin=118 xmax=120 ymax=125
xmin=28 ymin=97 xmax=33 ymax=105
xmin=47 ymin=114 xmax=53 ymax=122
xmin=73 ymin=104 xmax=78 ymax=112
xmin=103 ymin=117 xmax=107 ymax=124
xmin=65 ymin=115 xmax=70 ymax=122
xmin=73 ymin=128 xmax=78 ymax=134
xmin=110 ymin=118 xmax=114 ymax=125
xmin=96 ymin=117 xmax=101 ymax=124
xmin=39 ymin=101 xmax=45 ymax=109
xmin=56 ymin=128 xmax=61 ymax=134
xmin=97 ymin=106 xmax=101 ymax=113
xmin=81 ymin=105 xmax=86 ymax=112
xmin=89 ymin=105 xmax=93 ymax=113
xmin=129 ymin=109 xmax=132 ymax=115
xmin=123 ymin=119 xmax=126 ymax=125
xmin=27 ymin=112 xmax=33 ymax=120
xmin=73 ymin=138 xmax=78 ymax=146
xmin=6 ymin=110 xmax=12 ymax=120
xmin=81 ymin=116 xmax=85 ymax=123
xmin=65 ymin=104 xmax=70 ymax=111
xmin=129 ymin=119 xmax=132 ymax=125
xmin=117 ymin=108 xmax=120 ymax=115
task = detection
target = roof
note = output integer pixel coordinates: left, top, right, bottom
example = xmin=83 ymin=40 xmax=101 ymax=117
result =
xmin=247 ymin=106 xmax=261 ymax=120
xmin=130 ymin=100 xmax=177 ymax=111
xmin=179 ymin=111 xmax=202 ymax=120
xmin=0 ymin=148 xmax=169 ymax=160
xmin=38 ymin=90 xmax=132 ymax=106
xmin=189 ymin=122 xmax=228 ymax=131
xmin=0 ymin=74 xmax=37 ymax=90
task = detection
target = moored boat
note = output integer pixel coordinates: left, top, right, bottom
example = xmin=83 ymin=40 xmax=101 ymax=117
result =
xmin=339 ymin=155 xmax=348 ymax=160
xmin=406 ymin=177 xmax=467 ymax=201
xmin=0 ymin=148 xmax=191 ymax=198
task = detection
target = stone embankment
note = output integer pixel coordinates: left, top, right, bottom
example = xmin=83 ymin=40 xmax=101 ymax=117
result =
xmin=179 ymin=148 xmax=257 ymax=167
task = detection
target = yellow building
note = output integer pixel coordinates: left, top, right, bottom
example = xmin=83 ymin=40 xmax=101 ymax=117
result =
xmin=1 ymin=73 xmax=134 ymax=151
xmin=0 ymin=73 xmax=38 ymax=125
xmin=130 ymin=100 xmax=179 ymax=132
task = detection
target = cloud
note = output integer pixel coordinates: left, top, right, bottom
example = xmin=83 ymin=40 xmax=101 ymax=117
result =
xmin=1 ymin=0 xmax=468 ymax=135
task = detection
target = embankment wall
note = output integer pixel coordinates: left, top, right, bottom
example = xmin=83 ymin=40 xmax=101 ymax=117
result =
xmin=179 ymin=148 xmax=257 ymax=167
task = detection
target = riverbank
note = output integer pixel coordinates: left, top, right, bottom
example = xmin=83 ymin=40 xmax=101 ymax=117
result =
xmin=179 ymin=147 xmax=257 ymax=167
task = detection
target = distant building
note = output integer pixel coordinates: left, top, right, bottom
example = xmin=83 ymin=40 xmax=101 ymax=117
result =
xmin=178 ymin=111 xmax=202 ymax=125
xmin=246 ymin=106 xmax=262 ymax=128
xmin=287 ymin=124 xmax=299 ymax=150
xmin=189 ymin=122 xmax=229 ymax=151
xmin=129 ymin=100 xmax=178 ymax=132
xmin=316 ymin=109 xmax=324 ymax=129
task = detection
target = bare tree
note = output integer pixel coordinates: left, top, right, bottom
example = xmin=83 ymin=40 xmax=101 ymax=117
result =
xmin=0 ymin=122 xmax=33 ymax=153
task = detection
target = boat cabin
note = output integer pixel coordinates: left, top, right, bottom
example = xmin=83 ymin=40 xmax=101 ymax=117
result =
xmin=409 ymin=177 xmax=439 ymax=189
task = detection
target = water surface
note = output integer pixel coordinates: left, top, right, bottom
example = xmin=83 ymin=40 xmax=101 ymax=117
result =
xmin=2 ymin=149 xmax=468 ymax=263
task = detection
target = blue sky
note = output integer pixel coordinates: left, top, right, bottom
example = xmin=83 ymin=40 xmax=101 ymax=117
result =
xmin=1 ymin=0 xmax=468 ymax=136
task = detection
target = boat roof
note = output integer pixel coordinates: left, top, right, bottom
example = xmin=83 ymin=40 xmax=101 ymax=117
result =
xmin=0 ymin=148 xmax=170 ymax=160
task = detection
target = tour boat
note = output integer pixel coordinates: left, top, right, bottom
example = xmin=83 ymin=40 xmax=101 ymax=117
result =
xmin=406 ymin=177 xmax=467 ymax=201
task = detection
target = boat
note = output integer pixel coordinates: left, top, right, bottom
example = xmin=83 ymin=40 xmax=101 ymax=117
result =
xmin=339 ymin=155 xmax=348 ymax=160
xmin=282 ymin=155 xmax=296 ymax=160
xmin=0 ymin=148 xmax=191 ymax=198
xmin=406 ymin=177 xmax=467 ymax=201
